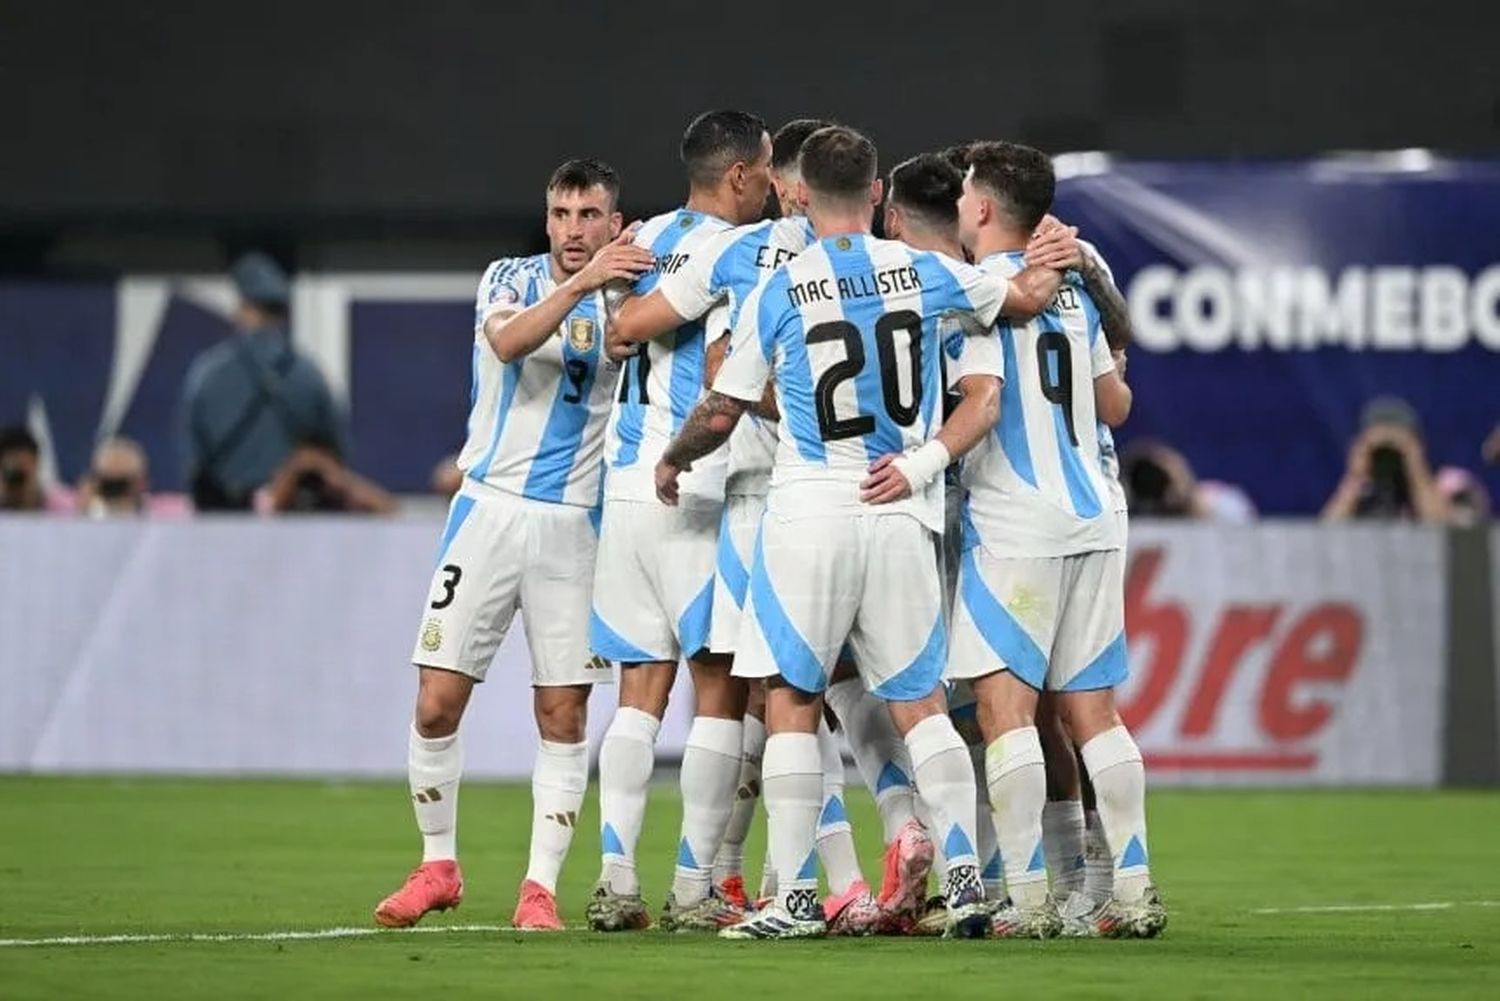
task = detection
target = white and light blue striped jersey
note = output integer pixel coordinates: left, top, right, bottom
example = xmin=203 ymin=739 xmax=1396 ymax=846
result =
xmin=604 ymin=208 xmax=735 ymax=505
xmin=457 ymin=254 xmax=618 ymax=507
xmin=714 ymin=233 xmax=1010 ymax=533
xmin=961 ymin=251 xmax=1121 ymax=557
xmin=658 ymin=215 xmax=817 ymax=497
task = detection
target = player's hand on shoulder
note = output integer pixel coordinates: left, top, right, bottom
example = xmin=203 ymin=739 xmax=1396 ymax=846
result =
xmin=574 ymin=223 xmax=655 ymax=292
xmin=1024 ymin=219 xmax=1081 ymax=271
xmin=860 ymin=453 xmax=913 ymax=505
xmin=654 ymin=457 xmax=687 ymax=506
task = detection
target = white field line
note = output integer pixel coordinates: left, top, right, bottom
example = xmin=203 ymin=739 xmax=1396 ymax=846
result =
xmin=1251 ymin=901 xmax=1500 ymax=915
xmin=0 ymin=923 xmax=510 ymax=949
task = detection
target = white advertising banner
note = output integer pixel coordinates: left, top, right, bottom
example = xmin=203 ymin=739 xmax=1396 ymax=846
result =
xmin=0 ymin=517 xmax=700 ymax=778
xmin=1120 ymin=523 xmax=1445 ymax=786
xmin=0 ymin=519 xmax=1447 ymax=784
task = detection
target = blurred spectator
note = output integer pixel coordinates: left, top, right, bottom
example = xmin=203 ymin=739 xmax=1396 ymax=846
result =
xmin=1322 ymin=396 xmax=1449 ymax=523
xmin=75 ymin=436 xmax=191 ymax=519
xmin=259 ymin=436 xmax=396 ymax=515
xmin=430 ymin=455 xmax=463 ymax=501
xmin=0 ymin=425 xmax=72 ymax=513
xmin=1120 ymin=439 xmax=1257 ymax=522
xmin=1436 ymin=467 xmax=1492 ymax=527
xmin=181 ymin=252 xmax=344 ymax=511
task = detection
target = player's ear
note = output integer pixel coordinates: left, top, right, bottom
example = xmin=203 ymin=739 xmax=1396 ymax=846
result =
xmin=796 ymin=179 xmax=810 ymax=208
xmin=883 ymin=203 xmax=899 ymax=238
xmin=729 ymin=160 xmax=747 ymax=192
xmin=869 ymin=177 xmax=884 ymax=208
xmin=608 ymin=212 xmax=623 ymax=239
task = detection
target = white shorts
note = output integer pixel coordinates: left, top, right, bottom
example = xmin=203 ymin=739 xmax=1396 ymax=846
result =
xmin=590 ymin=499 xmax=720 ymax=663
xmin=947 ymin=545 xmax=1127 ymax=693
xmin=710 ymin=493 xmax=765 ymax=654
xmin=732 ymin=512 xmax=945 ymax=701
xmin=411 ymin=486 xmax=609 ymax=686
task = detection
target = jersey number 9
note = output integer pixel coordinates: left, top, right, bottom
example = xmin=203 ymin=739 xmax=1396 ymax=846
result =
xmin=807 ymin=310 xmax=923 ymax=442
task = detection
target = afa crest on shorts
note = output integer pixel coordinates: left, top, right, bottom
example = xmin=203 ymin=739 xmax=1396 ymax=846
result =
xmin=567 ymin=316 xmax=596 ymax=353
xmin=419 ymin=617 xmax=443 ymax=652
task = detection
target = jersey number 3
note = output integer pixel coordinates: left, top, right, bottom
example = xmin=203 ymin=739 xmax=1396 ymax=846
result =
xmin=807 ymin=310 xmax=922 ymax=442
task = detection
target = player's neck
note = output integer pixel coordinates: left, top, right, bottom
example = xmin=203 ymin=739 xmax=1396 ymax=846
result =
xmin=969 ymin=224 xmax=1032 ymax=261
xmin=899 ymin=226 xmax=964 ymax=261
xmin=684 ymin=186 xmax=741 ymax=225
xmin=547 ymin=253 xmax=571 ymax=286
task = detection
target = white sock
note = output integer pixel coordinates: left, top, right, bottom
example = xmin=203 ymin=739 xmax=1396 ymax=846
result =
xmin=816 ymin=721 xmax=863 ymax=897
xmin=1083 ymin=809 xmax=1114 ymax=903
xmin=763 ymin=732 xmax=822 ymax=916
xmin=1042 ymin=799 xmax=1087 ymax=899
xmin=597 ymin=707 xmax=660 ymax=895
xmin=713 ymin=714 xmax=765 ymax=886
xmin=409 ymin=725 xmax=462 ymax=863
xmin=985 ymin=726 xmax=1048 ymax=908
xmin=904 ymin=714 xmax=980 ymax=901
xmin=1080 ymin=726 xmax=1152 ymax=903
xmin=826 ymin=677 xmax=916 ymax=844
xmin=525 ymin=739 xmax=588 ymax=894
xmin=673 ymin=716 xmax=743 ymax=903
xmin=972 ymin=744 xmax=1003 ymax=901
xmin=759 ymin=849 xmax=778 ymax=901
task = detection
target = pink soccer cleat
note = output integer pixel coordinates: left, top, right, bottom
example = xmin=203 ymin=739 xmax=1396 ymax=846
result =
xmin=374 ymin=860 xmax=464 ymax=928
xmin=717 ymin=874 xmax=750 ymax=911
xmin=824 ymin=880 xmax=880 ymax=936
xmin=512 ymin=879 xmax=565 ymax=931
xmin=875 ymin=820 xmax=934 ymax=933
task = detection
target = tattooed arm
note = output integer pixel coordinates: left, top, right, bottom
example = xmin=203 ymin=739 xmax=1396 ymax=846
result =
xmin=1077 ymin=248 xmax=1133 ymax=351
xmin=654 ymin=391 xmax=749 ymax=505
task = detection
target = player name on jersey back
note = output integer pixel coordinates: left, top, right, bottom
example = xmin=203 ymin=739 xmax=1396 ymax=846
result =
xmin=604 ymin=208 xmax=736 ymax=506
xmin=458 ymin=254 xmax=616 ymax=508
xmin=657 ymin=215 xmax=816 ymax=498
xmin=961 ymin=250 xmax=1122 ymax=556
xmin=714 ymin=233 xmax=1010 ymax=533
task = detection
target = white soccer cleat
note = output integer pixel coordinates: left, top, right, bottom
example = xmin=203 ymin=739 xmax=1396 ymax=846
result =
xmin=720 ymin=893 xmax=826 ymax=941
xmin=1092 ymin=886 xmax=1168 ymax=939
xmin=990 ymin=896 xmax=1064 ymax=939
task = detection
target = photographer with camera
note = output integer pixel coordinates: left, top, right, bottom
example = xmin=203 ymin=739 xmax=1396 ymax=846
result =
xmin=1322 ymin=397 xmax=1450 ymax=523
xmin=259 ymin=435 xmax=396 ymax=515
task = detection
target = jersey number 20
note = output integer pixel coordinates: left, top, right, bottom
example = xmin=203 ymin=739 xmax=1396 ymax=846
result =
xmin=807 ymin=310 xmax=922 ymax=442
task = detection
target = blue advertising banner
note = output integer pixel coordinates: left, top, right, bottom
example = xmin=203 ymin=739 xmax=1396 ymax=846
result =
xmin=1053 ymin=156 xmax=1500 ymax=513
xmin=3 ymin=157 xmax=1497 ymax=511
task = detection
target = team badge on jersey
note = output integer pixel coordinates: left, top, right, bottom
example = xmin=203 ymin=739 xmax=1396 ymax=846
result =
xmin=567 ymin=316 xmax=596 ymax=352
xmin=420 ymin=617 xmax=443 ymax=652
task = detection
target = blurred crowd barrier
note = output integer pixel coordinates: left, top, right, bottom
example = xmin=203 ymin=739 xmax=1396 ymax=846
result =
xmin=4 ymin=159 xmax=1498 ymax=515
xmin=1 ymin=518 xmax=1495 ymax=786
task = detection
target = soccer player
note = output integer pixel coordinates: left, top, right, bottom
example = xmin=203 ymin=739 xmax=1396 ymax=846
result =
xmin=374 ymin=160 xmax=655 ymax=932
xmin=947 ymin=141 xmax=1167 ymax=939
xmin=880 ymin=150 xmax=1008 ymax=934
xmin=610 ymin=117 xmax=886 ymax=935
xmin=586 ymin=110 xmax=774 ymax=933
xmin=655 ymin=125 xmax=1075 ymax=940
xmin=1024 ymin=228 xmax=1138 ymax=932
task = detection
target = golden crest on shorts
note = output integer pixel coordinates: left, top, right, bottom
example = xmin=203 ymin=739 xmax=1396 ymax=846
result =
xmin=420 ymin=617 xmax=443 ymax=652
xmin=567 ymin=316 xmax=596 ymax=352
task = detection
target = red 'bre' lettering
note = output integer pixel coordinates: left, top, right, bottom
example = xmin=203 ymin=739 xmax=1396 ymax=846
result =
xmin=1258 ymin=605 xmax=1363 ymax=740
xmin=1120 ymin=547 xmax=1364 ymax=743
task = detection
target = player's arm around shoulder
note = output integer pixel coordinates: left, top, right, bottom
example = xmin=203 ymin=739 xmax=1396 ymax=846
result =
xmin=1094 ymin=345 xmax=1133 ymax=427
xmin=486 ymin=230 xmax=654 ymax=364
xmin=1000 ymin=223 xmax=1082 ymax=319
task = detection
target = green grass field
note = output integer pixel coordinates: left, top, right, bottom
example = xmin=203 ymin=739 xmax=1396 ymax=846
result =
xmin=2 ymin=777 xmax=1498 ymax=999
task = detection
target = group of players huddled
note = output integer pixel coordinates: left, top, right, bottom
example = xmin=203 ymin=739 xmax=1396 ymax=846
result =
xmin=373 ymin=111 xmax=1166 ymax=942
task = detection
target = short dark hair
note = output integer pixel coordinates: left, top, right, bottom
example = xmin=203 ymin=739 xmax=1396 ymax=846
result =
xmin=889 ymin=153 xmax=963 ymax=229
xmin=681 ymin=110 xmax=768 ymax=186
xmin=771 ymin=118 xmax=832 ymax=172
xmin=0 ymin=425 xmax=38 ymax=459
xmin=964 ymin=141 xmax=1055 ymax=230
xmin=939 ymin=142 xmax=976 ymax=174
xmin=799 ymin=126 xmax=877 ymax=200
xmin=547 ymin=158 xmax=621 ymax=208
